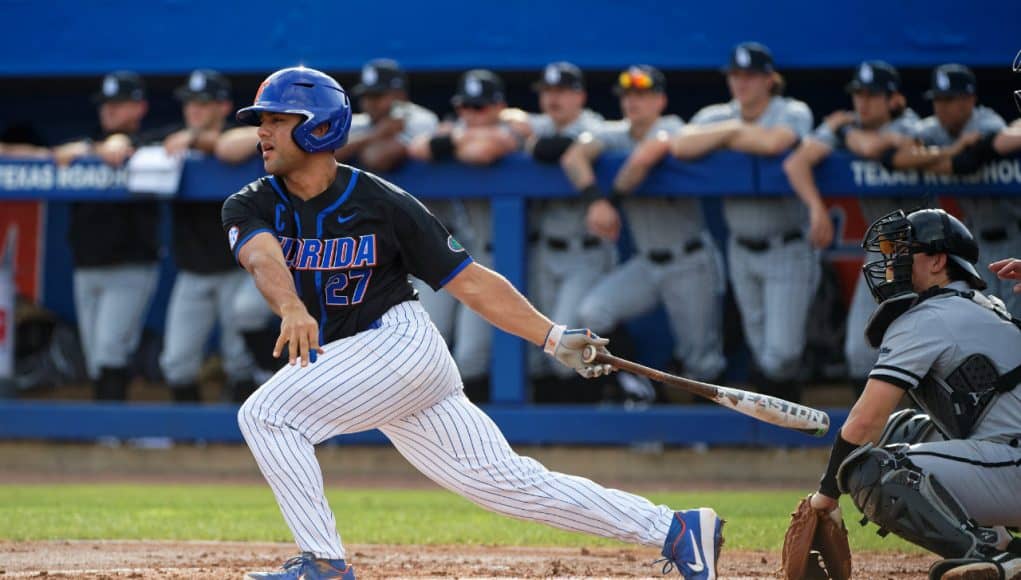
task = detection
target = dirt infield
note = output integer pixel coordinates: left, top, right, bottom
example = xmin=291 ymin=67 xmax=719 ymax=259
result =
xmin=0 ymin=540 xmax=933 ymax=579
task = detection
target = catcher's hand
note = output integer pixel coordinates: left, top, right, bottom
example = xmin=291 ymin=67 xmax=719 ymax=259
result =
xmin=781 ymin=494 xmax=852 ymax=580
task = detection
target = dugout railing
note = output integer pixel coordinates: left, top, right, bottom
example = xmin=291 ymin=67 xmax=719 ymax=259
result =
xmin=0 ymin=151 xmax=1018 ymax=446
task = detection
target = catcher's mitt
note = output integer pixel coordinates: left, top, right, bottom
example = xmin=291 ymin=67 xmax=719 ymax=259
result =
xmin=781 ymin=495 xmax=852 ymax=580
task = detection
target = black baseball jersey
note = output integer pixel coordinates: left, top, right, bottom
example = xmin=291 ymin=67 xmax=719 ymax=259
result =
xmin=222 ymin=163 xmax=473 ymax=344
xmin=67 ymin=127 xmax=162 ymax=268
xmin=155 ymin=122 xmax=238 ymax=274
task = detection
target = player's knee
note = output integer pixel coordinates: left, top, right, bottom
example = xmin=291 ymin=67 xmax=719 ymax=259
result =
xmin=237 ymin=392 xmax=270 ymax=440
xmin=837 ymin=444 xmax=989 ymax=558
xmin=877 ymin=409 xmax=943 ymax=447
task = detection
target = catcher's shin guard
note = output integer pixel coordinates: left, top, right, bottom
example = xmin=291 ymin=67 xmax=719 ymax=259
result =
xmin=837 ymin=444 xmax=1000 ymax=558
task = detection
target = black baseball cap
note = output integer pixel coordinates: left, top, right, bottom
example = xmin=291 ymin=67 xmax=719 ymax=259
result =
xmin=352 ymin=58 xmax=408 ymax=97
xmin=532 ymin=61 xmax=585 ymax=91
xmin=451 ymin=69 xmax=505 ymax=107
xmin=174 ymin=69 xmax=232 ymax=102
xmin=612 ymin=65 xmax=666 ymax=95
xmin=92 ymin=71 xmax=146 ymax=104
xmin=723 ymin=42 xmax=775 ymax=74
xmin=845 ymin=60 xmax=900 ymax=94
xmin=924 ymin=64 xmax=977 ymax=99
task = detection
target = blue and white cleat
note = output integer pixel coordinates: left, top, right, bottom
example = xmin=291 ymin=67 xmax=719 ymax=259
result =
xmin=247 ymin=552 xmax=355 ymax=580
xmin=658 ymin=508 xmax=725 ymax=579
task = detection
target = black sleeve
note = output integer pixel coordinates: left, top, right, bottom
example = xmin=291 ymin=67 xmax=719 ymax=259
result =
xmin=531 ymin=135 xmax=575 ymax=163
xmin=221 ymin=181 xmax=276 ymax=263
xmin=951 ymin=133 xmax=999 ymax=175
xmin=390 ymin=191 xmax=473 ymax=290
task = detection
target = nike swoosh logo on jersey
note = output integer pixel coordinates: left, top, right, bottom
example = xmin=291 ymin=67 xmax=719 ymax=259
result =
xmin=337 ymin=213 xmax=357 ymax=224
xmin=687 ymin=529 xmax=705 ymax=573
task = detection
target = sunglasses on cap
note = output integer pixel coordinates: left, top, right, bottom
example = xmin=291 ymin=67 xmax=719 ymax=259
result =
xmin=617 ymin=70 xmax=654 ymax=91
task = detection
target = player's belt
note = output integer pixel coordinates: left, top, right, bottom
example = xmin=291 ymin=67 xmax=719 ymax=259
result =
xmin=735 ymin=230 xmax=802 ymax=252
xmin=545 ymin=236 xmax=601 ymax=251
xmin=646 ymin=238 xmax=704 ymax=264
xmin=978 ymin=220 xmax=1021 ymax=242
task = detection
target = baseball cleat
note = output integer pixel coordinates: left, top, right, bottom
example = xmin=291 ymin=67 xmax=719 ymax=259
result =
xmin=247 ymin=552 xmax=355 ymax=580
xmin=658 ymin=508 xmax=725 ymax=579
xmin=934 ymin=553 xmax=1021 ymax=580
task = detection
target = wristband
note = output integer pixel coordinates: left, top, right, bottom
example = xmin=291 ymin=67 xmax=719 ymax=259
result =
xmin=428 ymin=134 xmax=455 ymax=160
xmin=532 ymin=135 xmax=574 ymax=163
xmin=543 ymin=324 xmax=566 ymax=355
xmin=579 ymin=183 xmax=604 ymax=202
xmin=819 ymin=431 xmax=859 ymax=499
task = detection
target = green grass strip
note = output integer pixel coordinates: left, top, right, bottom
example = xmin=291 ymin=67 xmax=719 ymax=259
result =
xmin=0 ymin=485 xmax=919 ymax=552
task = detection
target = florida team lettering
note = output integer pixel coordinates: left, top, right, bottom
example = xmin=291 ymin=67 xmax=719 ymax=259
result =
xmin=278 ymin=234 xmax=378 ymax=271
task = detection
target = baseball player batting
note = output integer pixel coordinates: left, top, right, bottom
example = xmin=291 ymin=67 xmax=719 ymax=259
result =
xmin=223 ymin=66 xmax=724 ymax=580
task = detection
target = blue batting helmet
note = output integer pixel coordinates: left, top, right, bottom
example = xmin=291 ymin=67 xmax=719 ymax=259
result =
xmin=236 ymin=67 xmax=352 ymax=153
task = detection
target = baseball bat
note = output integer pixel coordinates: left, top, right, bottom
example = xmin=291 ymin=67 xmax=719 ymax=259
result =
xmin=582 ymin=345 xmax=830 ymax=437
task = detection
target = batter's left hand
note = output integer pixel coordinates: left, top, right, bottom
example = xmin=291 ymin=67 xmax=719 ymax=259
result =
xmin=543 ymin=325 xmax=615 ymax=378
xmin=275 ymin=302 xmax=324 ymax=367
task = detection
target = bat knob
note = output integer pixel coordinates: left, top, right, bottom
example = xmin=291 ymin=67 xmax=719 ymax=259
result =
xmin=582 ymin=344 xmax=597 ymax=363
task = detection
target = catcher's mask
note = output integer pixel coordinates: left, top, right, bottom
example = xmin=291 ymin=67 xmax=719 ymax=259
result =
xmin=862 ymin=208 xmax=985 ymax=303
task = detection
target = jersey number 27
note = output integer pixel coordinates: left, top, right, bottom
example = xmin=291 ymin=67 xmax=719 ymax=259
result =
xmin=325 ymin=269 xmax=372 ymax=306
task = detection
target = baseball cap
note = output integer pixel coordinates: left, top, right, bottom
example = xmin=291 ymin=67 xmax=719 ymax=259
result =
xmin=92 ymin=71 xmax=146 ymax=104
xmin=845 ymin=61 xmax=901 ymax=94
xmin=924 ymin=64 xmax=977 ymax=99
xmin=723 ymin=42 xmax=775 ymax=74
xmin=612 ymin=65 xmax=666 ymax=95
xmin=174 ymin=69 xmax=232 ymax=102
xmin=352 ymin=59 xmax=408 ymax=97
xmin=451 ymin=69 xmax=505 ymax=107
xmin=532 ymin=61 xmax=585 ymax=91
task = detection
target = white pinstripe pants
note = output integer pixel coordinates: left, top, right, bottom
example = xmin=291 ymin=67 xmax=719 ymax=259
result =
xmin=238 ymin=301 xmax=675 ymax=559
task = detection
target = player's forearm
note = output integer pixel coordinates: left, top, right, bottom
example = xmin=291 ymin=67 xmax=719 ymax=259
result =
xmin=215 ymin=127 xmax=260 ymax=164
xmin=560 ymin=145 xmax=597 ymax=189
xmin=447 ymin=263 xmax=552 ymax=346
xmin=613 ymin=138 xmax=670 ymax=193
xmin=244 ymin=253 xmax=305 ymax=318
xmin=669 ymin=121 xmax=741 ymax=159
xmin=845 ymin=130 xmax=898 ymax=160
xmin=358 ymin=139 xmax=407 ymax=173
xmin=334 ymin=133 xmax=374 ymax=161
xmin=729 ymin=125 xmax=798 ymax=156
xmin=782 ymin=154 xmax=826 ymax=212
xmin=994 ymin=127 xmax=1021 ymax=155
xmin=890 ymin=144 xmax=947 ymax=171
xmin=455 ymin=138 xmax=513 ymax=165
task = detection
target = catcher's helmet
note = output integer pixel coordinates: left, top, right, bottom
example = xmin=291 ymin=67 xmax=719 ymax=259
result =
xmin=862 ymin=208 xmax=985 ymax=303
xmin=236 ymin=66 xmax=352 ymax=153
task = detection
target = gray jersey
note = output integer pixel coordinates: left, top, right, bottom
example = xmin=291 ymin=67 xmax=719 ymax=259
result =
xmin=869 ymin=282 xmax=1021 ymax=443
xmin=691 ymin=96 xmax=814 ymax=238
xmin=590 ymin=115 xmax=701 ymax=251
xmin=348 ymin=100 xmax=438 ymax=145
xmin=918 ymin=107 xmax=1007 ymax=228
xmin=813 ymin=109 xmax=926 ymax=224
xmin=530 ymin=109 xmax=604 ymax=238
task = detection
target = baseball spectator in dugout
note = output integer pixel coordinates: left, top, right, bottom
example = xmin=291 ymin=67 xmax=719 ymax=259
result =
xmin=52 ymin=71 xmax=162 ymax=400
xmin=335 ymin=58 xmax=438 ymax=173
xmin=158 ymin=69 xmax=259 ymax=404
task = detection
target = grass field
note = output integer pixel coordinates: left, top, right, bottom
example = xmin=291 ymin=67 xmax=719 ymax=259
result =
xmin=0 ymin=484 xmax=919 ymax=553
